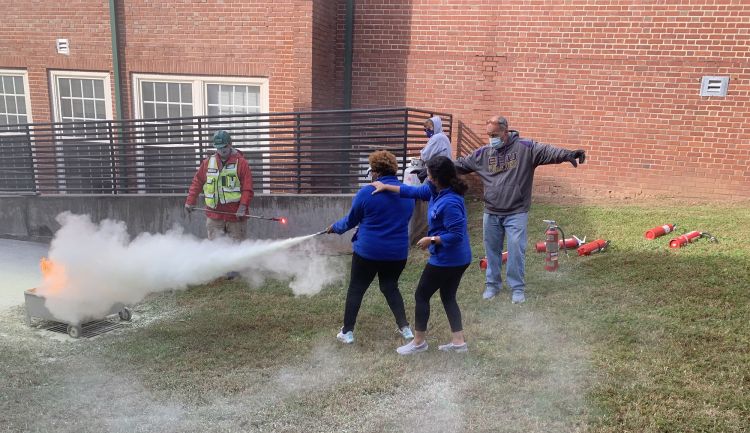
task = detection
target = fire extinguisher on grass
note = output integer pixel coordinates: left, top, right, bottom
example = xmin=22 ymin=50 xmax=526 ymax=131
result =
xmin=479 ymin=251 xmax=507 ymax=270
xmin=543 ymin=220 xmax=568 ymax=272
xmin=644 ymin=223 xmax=677 ymax=240
xmin=535 ymin=235 xmax=585 ymax=253
xmin=577 ymin=239 xmax=610 ymax=256
xmin=669 ymin=231 xmax=718 ymax=248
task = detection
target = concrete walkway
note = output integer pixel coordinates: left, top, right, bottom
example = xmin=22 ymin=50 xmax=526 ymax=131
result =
xmin=0 ymin=239 xmax=48 ymax=310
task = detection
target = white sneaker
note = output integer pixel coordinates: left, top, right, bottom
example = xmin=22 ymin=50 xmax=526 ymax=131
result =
xmin=396 ymin=340 xmax=428 ymax=355
xmin=398 ymin=326 xmax=414 ymax=340
xmin=511 ymin=292 xmax=526 ymax=304
xmin=336 ymin=327 xmax=354 ymax=344
xmin=438 ymin=342 xmax=468 ymax=353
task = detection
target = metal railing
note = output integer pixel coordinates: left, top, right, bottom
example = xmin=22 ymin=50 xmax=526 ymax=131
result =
xmin=0 ymin=107 xmax=451 ymax=195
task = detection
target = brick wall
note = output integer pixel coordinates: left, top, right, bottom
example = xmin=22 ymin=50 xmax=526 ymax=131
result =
xmin=2 ymin=1 xmax=748 ymax=200
xmin=311 ymin=0 xmax=340 ymax=109
xmin=118 ymin=0 xmax=315 ymax=116
xmin=342 ymin=0 xmax=750 ymax=200
xmin=0 ymin=0 xmax=319 ymax=123
xmin=0 ymin=1 xmax=113 ymax=123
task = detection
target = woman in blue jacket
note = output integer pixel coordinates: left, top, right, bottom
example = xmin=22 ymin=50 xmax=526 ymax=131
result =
xmin=372 ymin=156 xmax=472 ymax=355
xmin=326 ymin=151 xmax=416 ymax=345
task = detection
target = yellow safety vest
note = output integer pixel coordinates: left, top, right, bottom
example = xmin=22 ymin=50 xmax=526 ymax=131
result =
xmin=203 ymin=155 xmax=242 ymax=208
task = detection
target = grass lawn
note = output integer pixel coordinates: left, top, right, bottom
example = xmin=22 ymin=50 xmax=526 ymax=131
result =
xmin=1 ymin=197 xmax=748 ymax=432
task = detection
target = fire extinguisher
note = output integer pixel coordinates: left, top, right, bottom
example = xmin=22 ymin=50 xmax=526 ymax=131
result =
xmin=479 ymin=251 xmax=508 ymax=269
xmin=669 ymin=231 xmax=718 ymax=248
xmin=535 ymin=235 xmax=585 ymax=253
xmin=543 ymin=220 xmax=567 ymax=272
xmin=644 ymin=223 xmax=677 ymax=240
xmin=577 ymin=239 xmax=609 ymax=256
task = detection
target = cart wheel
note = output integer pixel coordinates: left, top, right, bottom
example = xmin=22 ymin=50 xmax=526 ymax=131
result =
xmin=118 ymin=308 xmax=132 ymax=322
xmin=67 ymin=325 xmax=82 ymax=339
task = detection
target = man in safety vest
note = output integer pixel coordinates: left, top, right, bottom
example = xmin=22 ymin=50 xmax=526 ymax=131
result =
xmin=184 ymin=130 xmax=254 ymax=241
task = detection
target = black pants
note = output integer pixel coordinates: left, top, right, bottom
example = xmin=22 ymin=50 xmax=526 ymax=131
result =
xmin=342 ymin=253 xmax=409 ymax=333
xmin=414 ymin=263 xmax=469 ymax=333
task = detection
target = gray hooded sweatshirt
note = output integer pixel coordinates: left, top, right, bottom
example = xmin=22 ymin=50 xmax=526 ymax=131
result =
xmin=454 ymin=131 xmax=571 ymax=215
xmin=420 ymin=115 xmax=452 ymax=161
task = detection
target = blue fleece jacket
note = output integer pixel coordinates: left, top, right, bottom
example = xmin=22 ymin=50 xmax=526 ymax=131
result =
xmin=331 ymin=175 xmax=415 ymax=261
xmin=400 ymin=182 xmax=472 ymax=267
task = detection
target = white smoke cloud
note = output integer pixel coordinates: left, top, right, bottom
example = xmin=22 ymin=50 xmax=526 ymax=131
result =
xmin=38 ymin=212 xmax=344 ymax=324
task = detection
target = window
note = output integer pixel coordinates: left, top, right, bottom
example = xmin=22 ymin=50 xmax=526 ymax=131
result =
xmin=206 ymin=84 xmax=261 ymax=115
xmin=49 ymin=71 xmax=114 ymax=193
xmin=0 ymin=70 xmax=34 ymax=192
xmin=133 ymin=74 xmax=268 ymax=117
xmin=133 ymin=74 xmax=269 ymax=193
xmin=0 ymin=70 xmax=32 ymax=125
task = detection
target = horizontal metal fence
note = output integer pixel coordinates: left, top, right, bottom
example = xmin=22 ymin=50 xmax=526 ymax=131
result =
xmin=0 ymin=107 xmax=451 ymax=194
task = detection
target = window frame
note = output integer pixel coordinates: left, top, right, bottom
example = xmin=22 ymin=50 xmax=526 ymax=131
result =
xmin=48 ymin=70 xmax=115 ymax=193
xmin=132 ymin=74 xmax=269 ymax=118
xmin=132 ymin=74 xmax=271 ymax=193
xmin=0 ymin=68 xmax=33 ymax=125
xmin=49 ymin=70 xmax=113 ymax=123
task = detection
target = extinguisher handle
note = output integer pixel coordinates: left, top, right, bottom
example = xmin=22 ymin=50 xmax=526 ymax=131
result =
xmin=700 ymin=232 xmax=718 ymax=243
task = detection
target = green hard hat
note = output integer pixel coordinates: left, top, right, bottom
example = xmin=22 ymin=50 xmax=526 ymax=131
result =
xmin=213 ymin=130 xmax=232 ymax=148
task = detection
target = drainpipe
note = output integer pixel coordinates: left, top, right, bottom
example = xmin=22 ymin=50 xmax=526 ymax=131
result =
xmin=108 ymin=0 xmax=123 ymax=120
xmin=340 ymin=0 xmax=355 ymax=192
xmin=108 ymin=0 xmax=126 ymax=191
xmin=343 ymin=0 xmax=355 ymax=109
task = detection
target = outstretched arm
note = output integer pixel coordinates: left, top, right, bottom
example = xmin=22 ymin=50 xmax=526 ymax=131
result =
xmin=532 ymin=141 xmax=586 ymax=167
xmin=371 ymin=181 xmax=400 ymax=194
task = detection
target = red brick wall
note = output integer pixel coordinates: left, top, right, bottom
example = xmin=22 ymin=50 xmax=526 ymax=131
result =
xmin=0 ymin=0 xmax=318 ymax=123
xmin=343 ymin=0 xmax=750 ymax=200
xmin=0 ymin=1 xmax=113 ymax=123
xmin=311 ymin=0 xmax=340 ymax=109
xmin=2 ymin=1 xmax=748 ymax=200
xmin=118 ymin=0 xmax=314 ymax=117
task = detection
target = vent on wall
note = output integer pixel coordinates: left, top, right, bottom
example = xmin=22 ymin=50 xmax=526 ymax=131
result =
xmin=700 ymin=76 xmax=729 ymax=97
xmin=56 ymin=39 xmax=69 ymax=55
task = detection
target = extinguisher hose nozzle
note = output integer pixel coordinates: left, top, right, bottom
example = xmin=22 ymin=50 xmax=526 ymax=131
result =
xmin=557 ymin=226 xmax=568 ymax=255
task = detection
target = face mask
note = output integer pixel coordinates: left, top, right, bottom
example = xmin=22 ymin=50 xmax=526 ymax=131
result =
xmin=425 ymin=129 xmax=434 ymax=139
xmin=490 ymin=136 xmax=504 ymax=149
xmin=217 ymin=147 xmax=231 ymax=159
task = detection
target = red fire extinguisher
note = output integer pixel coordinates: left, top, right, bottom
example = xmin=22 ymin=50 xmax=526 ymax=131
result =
xmin=644 ymin=223 xmax=677 ymax=240
xmin=669 ymin=231 xmax=718 ymax=248
xmin=479 ymin=251 xmax=508 ymax=269
xmin=577 ymin=239 xmax=609 ymax=256
xmin=543 ymin=220 xmax=567 ymax=272
xmin=535 ymin=235 xmax=584 ymax=253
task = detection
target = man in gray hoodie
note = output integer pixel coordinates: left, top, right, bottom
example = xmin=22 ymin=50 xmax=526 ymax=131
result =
xmin=454 ymin=115 xmax=585 ymax=303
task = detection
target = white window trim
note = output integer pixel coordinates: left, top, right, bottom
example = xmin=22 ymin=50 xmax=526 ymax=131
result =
xmin=49 ymin=70 xmax=113 ymax=122
xmin=0 ymin=68 xmax=33 ymax=124
xmin=132 ymin=73 xmax=269 ymax=118
xmin=48 ymin=71 xmax=113 ymax=193
xmin=132 ymin=73 xmax=271 ymax=193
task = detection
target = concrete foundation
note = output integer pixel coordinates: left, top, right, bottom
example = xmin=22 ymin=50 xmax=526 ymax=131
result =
xmin=0 ymin=194 xmax=428 ymax=252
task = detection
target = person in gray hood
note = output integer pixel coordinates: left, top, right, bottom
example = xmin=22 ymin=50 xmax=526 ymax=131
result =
xmin=421 ymin=115 xmax=452 ymax=161
xmin=454 ymin=115 xmax=585 ymax=303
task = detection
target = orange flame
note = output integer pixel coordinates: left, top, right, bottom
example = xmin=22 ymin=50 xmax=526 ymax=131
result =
xmin=40 ymin=257 xmax=68 ymax=295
